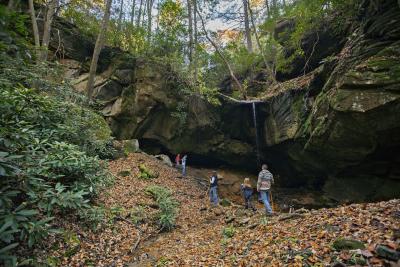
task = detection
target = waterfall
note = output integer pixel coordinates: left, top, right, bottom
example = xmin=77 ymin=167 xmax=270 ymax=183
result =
xmin=252 ymin=102 xmax=261 ymax=166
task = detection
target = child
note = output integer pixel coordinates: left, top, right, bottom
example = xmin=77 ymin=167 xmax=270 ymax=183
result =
xmin=240 ymin=178 xmax=256 ymax=211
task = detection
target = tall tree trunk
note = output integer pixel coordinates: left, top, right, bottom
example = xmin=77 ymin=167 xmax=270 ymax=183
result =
xmin=130 ymin=0 xmax=135 ymax=25
xmin=118 ymin=0 xmax=124 ymax=30
xmin=136 ymin=0 xmax=143 ymax=27
xmin=86 ymin=0 xmax=113 ymax=101
xmin=272 ymin=0 xmax=277 ymax=17
xmin=141 ymin=0 xmax=146 ymax=28
xmin=248 ymin=4 xmax=277 ymax=84
xmin=28 ymin=0 xmax=40 ymax=61
xmin=40 ymin=0 xmax=58 ymax=61
xmin=187 ymin=0 xmax=193 ymax=65
xmin=196 ymin=8 xmax=246 ymax=99
xmin=242 ymin=0 xmax=252 ymax=52
xmin=265 ymin=0 xmax=270 ymax=18
xmin=146 ymin=0 xmax=153 ymax=42
xmin=193 ymin=0 xmax=198 ymax=82
xmin=7 ymin=0 xmax=15 ymax=10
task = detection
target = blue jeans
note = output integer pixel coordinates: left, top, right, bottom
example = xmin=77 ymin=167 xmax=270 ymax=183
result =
xmin=209 ymin=186 xmax=218 ymax=205
xmin=260 ymin=190 xmax=273 ymax=214
xmin=182 ymin=164 xmax=186 ymax=176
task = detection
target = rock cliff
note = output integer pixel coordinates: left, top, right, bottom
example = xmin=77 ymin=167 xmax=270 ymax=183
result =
xmin=52 ymin=0 xmax=400 ymax=203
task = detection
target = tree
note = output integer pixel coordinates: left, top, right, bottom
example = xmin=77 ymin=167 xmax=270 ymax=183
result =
xmin=248 ymin=4 xmax=277 ymax=84
xmin=136 ymin=0 xmax=143 ymax=27
xmin=147 ymin=0 xmax=154 ymax=41
xmin=196 ymin=7 xmax=246 ymax=99
xmin=242 ymin=0 xmax=252 ymax=52
xmin=187 ymin=0 xmax=193 ymax=65
xmin=193 ymin=0 xmax=198 ymax=81
xmin=40 ymin=0 xmax=59 ymax=61
xmin=28 ymin=0 xmax=40 ymax=60
xmin=86 ymin=0 xmax=113 ymax=101
xmin=130 ymin=0 xmax=135 ymax=25
xmin=7 ymin=0 xmax=15 ymax=10
xmin=118 ymin=0 xmax=124 ymax=30
xmin=28 ymin=0 xmax=59 ymax=62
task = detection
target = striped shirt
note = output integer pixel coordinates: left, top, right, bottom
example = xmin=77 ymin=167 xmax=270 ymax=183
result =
xmin=257 ymin=170 xmax=274 ymax=191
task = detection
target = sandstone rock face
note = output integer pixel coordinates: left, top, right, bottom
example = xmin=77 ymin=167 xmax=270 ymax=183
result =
xmin=55 ymin=0 xmax=400 ymax=203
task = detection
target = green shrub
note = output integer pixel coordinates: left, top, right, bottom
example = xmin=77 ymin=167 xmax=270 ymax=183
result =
xmin=222 ymin=225 xmax=236 ymax=238
xmin=0 ymin=49 xmax=113 ymax=264
xmin=145 ymin=186 xmax=179 ymax=231
xmin=138 ymin=164 xmax=158 ymax=180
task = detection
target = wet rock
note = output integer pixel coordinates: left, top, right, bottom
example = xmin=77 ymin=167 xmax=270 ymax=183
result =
xmin=375 ymin=245 xmax=400 ymax=261
xmin=332 ymin=239 xmax=365 ymax=251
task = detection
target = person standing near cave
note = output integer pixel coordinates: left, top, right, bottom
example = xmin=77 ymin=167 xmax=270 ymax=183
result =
xmin=209 ymin=171 xmax=219 ymax=205
xmin=240 ymin=178 xmax=256 ymax=211
xmin=175 ymin=153 xmax=181 ymax=168
xmin=257 ymin=164 xmax=274 ymax=215
xmin=181 ymin=154 xmax=187 ymax=176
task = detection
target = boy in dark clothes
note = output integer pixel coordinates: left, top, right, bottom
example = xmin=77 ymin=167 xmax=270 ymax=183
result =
xmin=240 ymin=178 xmax=256 ymax=211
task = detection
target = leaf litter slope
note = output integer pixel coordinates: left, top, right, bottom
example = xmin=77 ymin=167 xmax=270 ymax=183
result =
xmin=47 ymin=153 xmax=399 ymax=266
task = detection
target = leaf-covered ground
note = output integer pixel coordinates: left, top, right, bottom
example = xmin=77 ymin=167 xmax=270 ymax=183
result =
xmin=43 ymin=153 xmax=399 ymax=266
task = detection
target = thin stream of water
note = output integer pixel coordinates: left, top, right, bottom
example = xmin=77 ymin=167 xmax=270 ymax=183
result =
xmin=252 ymin=102 xmax=261 ymax=166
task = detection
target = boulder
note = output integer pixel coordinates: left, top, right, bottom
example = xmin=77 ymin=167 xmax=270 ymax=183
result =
xmin=122 ymin=139 xmax=140 ymax=154
xmin=154 ymin=154 xmax=173 ymax=167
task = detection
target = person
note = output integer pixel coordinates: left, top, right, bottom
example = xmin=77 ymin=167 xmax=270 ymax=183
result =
xmin=175 ymin=154 xmax=181 ymax=168
xmin=209 ymin=171 xmax=219 ymax=205
xmin=181 ymin=154 xmax=187 ymax=176
xmin=257 ymin=164 xmax=274 ymax=215
xmin=240 ymin=178 xmax=256 ymax=211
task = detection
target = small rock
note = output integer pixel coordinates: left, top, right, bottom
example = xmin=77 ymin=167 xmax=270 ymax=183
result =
xmin=239 ymin=218 xmax=250 ymax=225
xmin=393 ymin=228 xmax=400 ymax=239
xmin=117 ymin=170 xmax=131 ymax=177
xmin=225 ymin=217 xmax=235 ymax=223
xmin=331 ymin=261 xmax=346 ymax=267
xmin=375 ymin=245 xmax=400 ymax=261
xmin=247 ymin=223 xmax=258 ymax=229
xmin=332 ymin=238 xmax=365 ymax=251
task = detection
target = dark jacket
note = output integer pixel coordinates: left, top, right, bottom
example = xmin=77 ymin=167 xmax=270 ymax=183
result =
xmin=210 ymin=175 xmax=218 ymax=187
xmin=240 ymin=184 xmax=253 ymax=199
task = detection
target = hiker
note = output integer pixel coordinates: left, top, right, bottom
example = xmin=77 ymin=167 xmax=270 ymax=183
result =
xmin=181 ymin=154 xmax=187 ymax=176
xmin=257 ymin=164 xmax=274 ymax=215
xmin=175 ymin=153 xmax=181 ymax=168
xmin=209 ymin=171 xmax=219 ymax=205
xmin=240 ymin=178 xmax=256 ymax=211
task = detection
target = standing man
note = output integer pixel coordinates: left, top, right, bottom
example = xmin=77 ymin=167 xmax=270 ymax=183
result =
xmin=209 ymin=171 xmax=219 ymax=205
xmin=181 ymin=154 xmax=187 ymax=177
xmin=257 ymin=164 xmax=274 ymax=215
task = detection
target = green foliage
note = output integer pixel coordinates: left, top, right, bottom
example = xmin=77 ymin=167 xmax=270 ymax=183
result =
xmin=145 ymin=185 xmax=179 ymax=231
xmin=222 ymin=225 xmax=236 ymax=238
xmin=138 ymin=164 xmax=158 ymax=180
xmin=0 ymin=48 xmax=113 ymax=263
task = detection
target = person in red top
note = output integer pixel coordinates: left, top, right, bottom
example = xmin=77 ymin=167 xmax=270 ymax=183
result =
xmin=175 ymin=154 xmax=181 ymax=168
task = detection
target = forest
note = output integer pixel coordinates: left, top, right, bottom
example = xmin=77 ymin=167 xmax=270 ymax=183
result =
xmin=0 ymin=0 xmax=399 ymax=266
